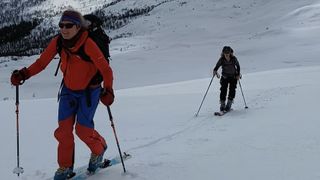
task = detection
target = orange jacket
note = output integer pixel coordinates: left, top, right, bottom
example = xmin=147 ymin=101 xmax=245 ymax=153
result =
xmin=27 ymin=31 xmax=113 ymax=90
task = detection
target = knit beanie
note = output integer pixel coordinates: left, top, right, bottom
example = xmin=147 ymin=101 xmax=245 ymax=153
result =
xmin=60 ymin=9 xmax=83 ymax=25
xmin=222 ymin=46 xmax=233 ymax=54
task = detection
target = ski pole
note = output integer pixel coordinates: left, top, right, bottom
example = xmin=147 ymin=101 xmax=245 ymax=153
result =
xmin=106 ymin=106 xmax=127 ymax=173
xmin=238 ymin=80 xmax=248 ymax=109
xmin=13 ymin=86 xmax=24 ymax=176
xmin=195 ymin=75 xmax=215 ymax=117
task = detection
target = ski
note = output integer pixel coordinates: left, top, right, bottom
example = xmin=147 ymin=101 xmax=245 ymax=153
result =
xmin=47 ymin=152 xmax=132 ymax=180
xmin=71 ymin=152 xmax=131 ymax=180
xmin=214 ymin=109 xmax=233 ymax=116
xmin=214 ymin=111 xmax=225 ymax=116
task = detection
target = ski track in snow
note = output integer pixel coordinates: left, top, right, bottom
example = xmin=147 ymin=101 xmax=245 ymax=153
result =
xmin=248 ymin=85 xmax=299 ymax=109
xmin=127 ymin=114 xmax=216 ymax=152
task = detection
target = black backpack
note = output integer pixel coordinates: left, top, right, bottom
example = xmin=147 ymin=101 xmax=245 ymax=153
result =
xmin=55 ymin=14 xmax=111 ymax=85
xmin=82 ymin=14 xmax=111 ymax=59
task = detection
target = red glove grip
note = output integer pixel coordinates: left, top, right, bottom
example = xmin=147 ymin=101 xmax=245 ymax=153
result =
xmin=10 ymin=67 xmax=30 ymax=86
xmin=100 ymin=88 xmax=114 ymax=106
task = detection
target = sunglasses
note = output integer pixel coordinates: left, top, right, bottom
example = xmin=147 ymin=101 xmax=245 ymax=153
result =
xmin=58 ymin=23 xmax=75 ymax=29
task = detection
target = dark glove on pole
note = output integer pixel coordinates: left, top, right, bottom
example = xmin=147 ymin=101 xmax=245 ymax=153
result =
xmin=11 ymin=67 xmax=30 ymax=86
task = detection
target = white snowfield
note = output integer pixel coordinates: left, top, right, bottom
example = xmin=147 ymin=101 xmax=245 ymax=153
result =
xmin=1 ymin=0 xmax=320 ymax=179
xmin=1 ymin=66 xmax=320 ymax=180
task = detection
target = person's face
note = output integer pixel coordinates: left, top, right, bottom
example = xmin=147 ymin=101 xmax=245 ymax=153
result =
xmin=59 ymin=21 xmax=80 ymax=40
xmin=224 ymin=52 xmax=231 ymax=59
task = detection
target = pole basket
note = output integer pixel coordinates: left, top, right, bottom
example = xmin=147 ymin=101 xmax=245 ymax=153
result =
xmin=13 ymin=166 xmax=24 ymax=176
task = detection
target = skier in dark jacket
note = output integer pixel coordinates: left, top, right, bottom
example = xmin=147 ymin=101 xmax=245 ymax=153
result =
xmin=213 ymin=46 xmax=241 ymax=112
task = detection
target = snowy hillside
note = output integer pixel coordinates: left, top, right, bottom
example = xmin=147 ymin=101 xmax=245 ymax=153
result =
xmin=1 ymin=66 xmax=320 ymax=180
xmin=1 ymin=0 xmax=320 ymax=179
xmin=2 ymin=0 xmax=320 ymax=100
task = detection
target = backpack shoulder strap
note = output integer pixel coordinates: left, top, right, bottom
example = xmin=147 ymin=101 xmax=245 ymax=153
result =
xmin=54 ymin=34 xmax=62 ymax=76
xmin=77 ymin=44 xmax=91 ymax=62
xmin=232 ymin=56 xmax=239 ymax=66
xmin=56 ymin=34 xmax=63 ymax=56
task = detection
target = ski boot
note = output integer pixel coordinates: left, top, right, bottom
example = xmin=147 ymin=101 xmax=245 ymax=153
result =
xmin=87 ymin=146 xmax=107 ymax=174
xmin=225 ymin=99 xmax=233 ymax=112
xmin=54 ymin=167 xmax=75 ymax=180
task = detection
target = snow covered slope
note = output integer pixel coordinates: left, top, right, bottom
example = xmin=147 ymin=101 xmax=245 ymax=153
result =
xmin=108 ymin=0 xmax=320 ymax=88
xmin=2 ymin=0 xmax=320 ymax=100
xmin=1 ymin=65 xmax=320 ymax=180
xmin=1 ymin=1 xmax=320 ymax=179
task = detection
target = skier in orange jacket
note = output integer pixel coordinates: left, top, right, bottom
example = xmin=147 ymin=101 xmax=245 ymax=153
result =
xmin=11 ymin=9 xmax=114 ymax=179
